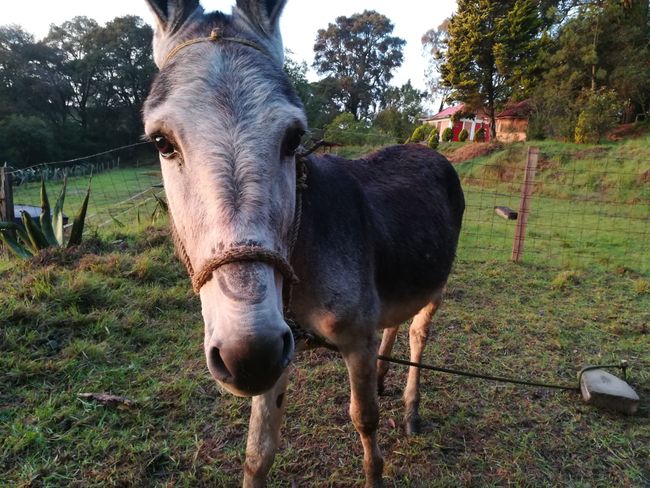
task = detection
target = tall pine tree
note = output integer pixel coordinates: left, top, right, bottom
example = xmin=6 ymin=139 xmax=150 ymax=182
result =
xmin=441 ymin=0 xmax=543 ymax=138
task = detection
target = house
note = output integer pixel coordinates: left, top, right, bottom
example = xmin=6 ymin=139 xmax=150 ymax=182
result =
xmin=421 ymin=103 xmax=491 ymax=142
xmin=495 ymin=100 xmax=532 ymax=143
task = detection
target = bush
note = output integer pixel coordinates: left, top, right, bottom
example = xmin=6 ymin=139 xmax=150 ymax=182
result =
xmin=442 ymin=127 xmax=453 ymax=142
xmin=427 ymin=129 xmax=439 ymax=149
xmin=475 ymin=127 xmax=486 ymax=142
xmin=574 ymin=88 xmax=620 ymax=144
xmin=324 ymin=112 xmax=387 ymax=146
xmin=0 ymin=177 xmax=91 ymax=259
xmin=409 ymin=124 xmax=433 ymax=143
xmin=458 ymin=129 xmax=469 ymax=142
xmin=526 ymin=114 xmax=546 ymax=141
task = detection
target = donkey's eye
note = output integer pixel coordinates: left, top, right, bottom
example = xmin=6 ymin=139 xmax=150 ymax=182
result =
xmin=281 ymin=127 xmax=305 ymax=158
xmin=152 ymin=134 xmax=177 ymax=158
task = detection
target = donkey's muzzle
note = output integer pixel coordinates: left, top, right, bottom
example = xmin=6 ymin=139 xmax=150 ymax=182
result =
xmin=207 ymin=328 xmax=294 ymax=396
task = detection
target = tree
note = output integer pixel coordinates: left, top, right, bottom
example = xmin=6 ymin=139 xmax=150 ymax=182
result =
xmin=0 ymin=15 xmax=155 ymax=165
xmin=532 ymin=0 xmax=650 ymax=138
xmin=313 ymin=10 xmax=405 ymax=121
xmin=374 ymin=81 xmax=426 ymax=142
xmin=97 ymin=16 xmax=155 ymax=142
xmin=43 ymin=17 xmax=103 ymax=136
xmin=440 ymin=0 xmax=544 ymax=138
xmin=421 ymin=18 xmax=451 ymax=112
xmin=284 ymin=51 xmax=337 ymax=129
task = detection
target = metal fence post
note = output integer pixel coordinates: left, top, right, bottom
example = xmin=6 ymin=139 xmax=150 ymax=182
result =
xmin=511 ymin=147 xmax=539 ymax=263
xmin=0 ymin=163 xmax=14 ymax=223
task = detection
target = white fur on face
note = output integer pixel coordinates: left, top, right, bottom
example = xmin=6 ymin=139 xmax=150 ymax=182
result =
xmin=144 ymin=32 xmax=305 ymax=384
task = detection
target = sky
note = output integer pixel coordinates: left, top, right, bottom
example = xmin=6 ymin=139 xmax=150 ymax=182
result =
xmin=3 ymin=0 xmax=456 ymax=98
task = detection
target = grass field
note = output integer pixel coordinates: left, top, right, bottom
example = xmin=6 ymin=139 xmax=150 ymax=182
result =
xmin=11 ymin=163 xmax=162 ymax=231
xmin=332 ymin=136 xmax=650 ymax=275
xmin=0 ymin=228 xmax=648 ymax=486
xmin=1 ymin=133 xmax=649 ymax=486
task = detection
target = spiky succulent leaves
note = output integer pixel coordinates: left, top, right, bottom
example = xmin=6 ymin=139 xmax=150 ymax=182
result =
xmin=153 ymin=193 xmax=168 ymax=213
xmin=39 ymin=178 xmax=58 ymax=246
xmin=52 ymin=176 xmax=67 ymax=246
xmin=67 ymin=184 xmax=91 ymax=247
xmin=21 ymin=211 xmax=50 ymax=251
xmin=0 ymin=230 xmax=33 ymax=259
xmin=0 ymin=221 xmax=37 ymax=254
xmin=110 ymin=213 xmax=125 ymax=228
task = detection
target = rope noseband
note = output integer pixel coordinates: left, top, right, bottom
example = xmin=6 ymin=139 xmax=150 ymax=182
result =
xmin=162 ymin=30 xmax=313 ymax=308
xmin=170 ymin=155 xmax=308 ymax=296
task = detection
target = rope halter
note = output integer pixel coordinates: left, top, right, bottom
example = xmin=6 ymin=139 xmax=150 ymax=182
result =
xmin=160 ymin=28 xmax=313 ymax=307
xmin=170 ymin=155 xmax=308 ymax=296
xmin=161 ymin=28 xmax=270 ymax=69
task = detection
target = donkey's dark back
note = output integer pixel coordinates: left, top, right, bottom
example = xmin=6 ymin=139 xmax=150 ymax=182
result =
xmin=306 ymin=144 xmax=464 ymax=304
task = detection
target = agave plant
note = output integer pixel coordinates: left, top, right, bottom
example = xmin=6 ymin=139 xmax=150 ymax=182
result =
xmin=0 ymin=176 xmax=91 ymax=259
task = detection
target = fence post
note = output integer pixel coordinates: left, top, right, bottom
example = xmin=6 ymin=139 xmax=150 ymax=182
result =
xmin=511 ymin=147 xmax=539 ymax=263
xmin=0 ymin=163 xmax=14 ymax=224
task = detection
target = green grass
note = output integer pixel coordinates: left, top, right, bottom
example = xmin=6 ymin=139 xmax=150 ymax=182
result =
xmin=1 ymin=227 xmax=648 ymax=487
xmin=459 ymin=187 xmax=649 ymax=274
xmin=451 ymin=135 xmax=650 ymax=275
xmin=11 ymin=164 xmax=163 ymax=231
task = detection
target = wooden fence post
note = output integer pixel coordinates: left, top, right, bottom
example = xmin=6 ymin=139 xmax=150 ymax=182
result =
xmin=0 ymin=163 xmax=14 ymax=223
xmin=511 ymin=147 xmax=539 ymax=263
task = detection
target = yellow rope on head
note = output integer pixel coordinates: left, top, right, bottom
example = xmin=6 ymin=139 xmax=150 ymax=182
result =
xmin=161 ymin=28 xmax=269 ymax=69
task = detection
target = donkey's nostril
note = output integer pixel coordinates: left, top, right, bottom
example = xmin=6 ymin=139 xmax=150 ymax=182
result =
xmin=208 ymin=346 xmax=232 ymax=383
xmin=281 ymin=330 xmax=294 ymax=369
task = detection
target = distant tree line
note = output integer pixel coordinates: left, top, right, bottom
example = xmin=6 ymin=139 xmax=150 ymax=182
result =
xmin=0 ymin=16 xmax=155 ymax=168
xmin=6 ymin=2 xmax=637 ymax=164
xmin=428 ymin=0 xmax=650 ymax=143
xmin=286 ymin=9 xmax=425 ymax=145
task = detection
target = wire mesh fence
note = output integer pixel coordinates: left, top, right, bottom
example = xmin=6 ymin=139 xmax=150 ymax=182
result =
xmin=5 ymin=143 xmax=163 ymax=231
xmin=455 ymin=145 xmax=649 ymax=275
xmin=2 ymin=141 xmax=648 ymax=275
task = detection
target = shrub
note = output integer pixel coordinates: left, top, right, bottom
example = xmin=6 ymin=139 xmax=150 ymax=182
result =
xmin=427 ymin=129 xmax=439 ymax=149
xmin=526 ymin=114 xmax=546 ymax=141
xmin=409 ymin=124 xmax=433 ymax=143
xmin=458 ymin=129 xmax=469 ymax=142
xmin=324 ymin=112 xmax=388 ymax=146
xmin=442 ymin=127 xmax=453 ymax=142
xmin=0 ymin=177 xmax=91 ymax=259
xmin=475 ymin=127 xmax=486 ymax=142
xmin=574 ymin=88 xmax=620 ymax=144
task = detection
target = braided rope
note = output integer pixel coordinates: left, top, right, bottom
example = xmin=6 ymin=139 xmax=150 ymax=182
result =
xmin=191 ymin=245 xmax=298 ymax=294
xmin=170 ymin=154 xmax=309 ymax=296
xmin=161 ymin=28 xmax=270 ymax=68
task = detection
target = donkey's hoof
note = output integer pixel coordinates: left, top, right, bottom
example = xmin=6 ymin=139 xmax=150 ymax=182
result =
xmin=404 ymin=414 xmax=422 ymax=436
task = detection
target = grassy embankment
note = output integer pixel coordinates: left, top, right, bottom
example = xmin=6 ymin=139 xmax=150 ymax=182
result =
xmin=346 ymin=134 xmax=650 ymax=274
xmin=1 ymin=133 xmax=648 ymax=486
xmin=0 ymin=228 xmax=648 ymax=486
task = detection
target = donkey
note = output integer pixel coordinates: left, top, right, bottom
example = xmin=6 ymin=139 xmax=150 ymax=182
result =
xmin=142 ymin=1 xmax=464 ymax=486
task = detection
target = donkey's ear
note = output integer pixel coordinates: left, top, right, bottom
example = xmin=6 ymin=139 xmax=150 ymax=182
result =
xmin=235 ymin=0 xmax=287 ymax=37
xmin=145 ymin=0 xmax=200 ymax=34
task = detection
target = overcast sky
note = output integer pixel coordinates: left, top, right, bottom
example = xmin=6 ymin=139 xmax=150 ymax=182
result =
xmin=4 ymin=0 xmax=456 ymax=96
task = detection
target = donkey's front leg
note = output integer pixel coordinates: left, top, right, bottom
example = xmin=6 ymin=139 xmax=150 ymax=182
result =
xmin=243 ymin=370 xmax=290 ymax=488
xmin=342 ymin=342 xmax=384 ymax=487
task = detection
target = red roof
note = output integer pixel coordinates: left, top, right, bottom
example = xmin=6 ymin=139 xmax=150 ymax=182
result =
xmin=497 ymin=100 xmax=532 ymax=119
xmin=424 ymin=103 xmax=465 ymax=121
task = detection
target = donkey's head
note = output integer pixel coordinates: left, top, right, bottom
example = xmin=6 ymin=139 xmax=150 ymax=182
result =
xmin=143 ymin=0 xmax=306 ymax=397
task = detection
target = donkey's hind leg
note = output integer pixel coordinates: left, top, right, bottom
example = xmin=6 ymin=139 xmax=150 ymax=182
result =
xmin=376 ymin=326 xmax=399 ymax=395
xmin=403 ymin=292 xmax=443 ymax=435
